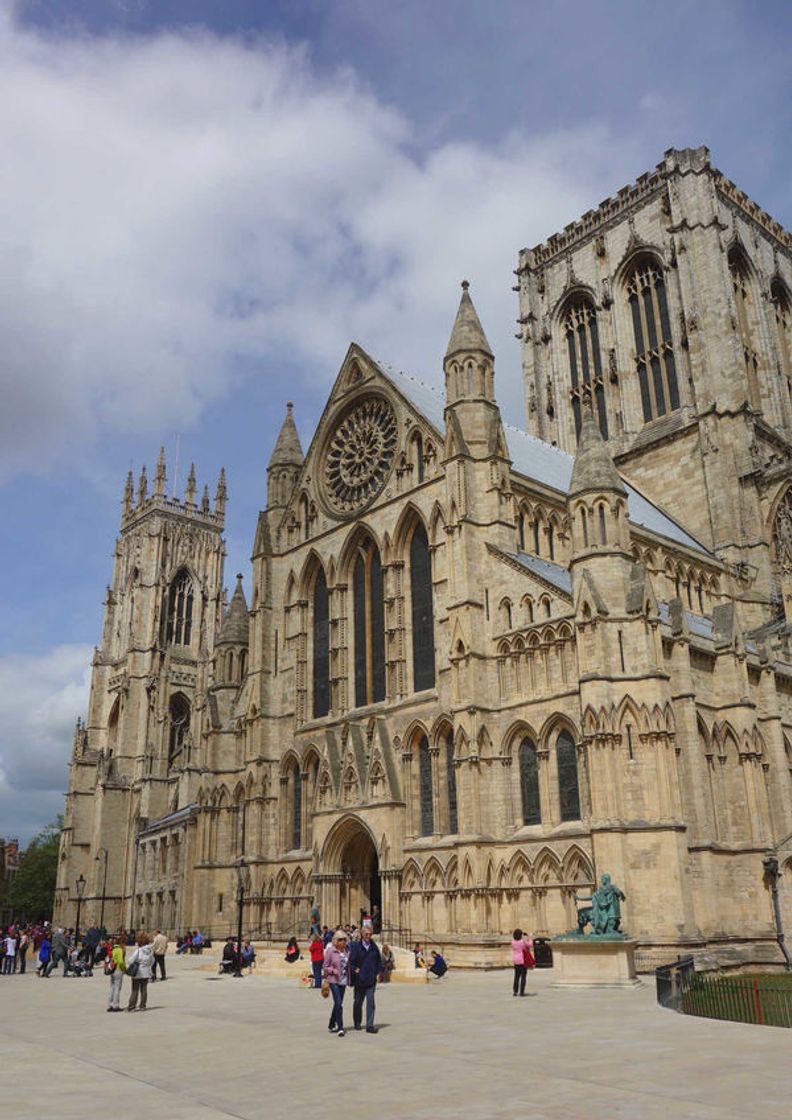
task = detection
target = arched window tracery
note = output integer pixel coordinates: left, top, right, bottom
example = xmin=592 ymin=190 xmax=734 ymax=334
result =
xmin=165 ymin=568 xmax=193 ymax=646
xmin=418 ymin=734 xmax=434 ymax=836
xmin=445 ymin=728 xmax=458 ymax=834
xmin=772 ymin=280 xmax=792 ymax=401
xmin=626 ymin=257 xmax=680 ymax=422
xmin=563 ymin=297 xmax=608 ymax=439
xmin=728 ymin=247 xmax=761 ymax=409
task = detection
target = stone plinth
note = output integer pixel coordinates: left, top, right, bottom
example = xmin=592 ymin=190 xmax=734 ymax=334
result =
xmin=551 ymin=937 xmax=642 ymax=989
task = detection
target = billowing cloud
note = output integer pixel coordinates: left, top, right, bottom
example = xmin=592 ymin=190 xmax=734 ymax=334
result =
xmin=0 ymin=11 xmax=640 ymax=482
xmin=0 ymin=644 xmax=92 ymax=842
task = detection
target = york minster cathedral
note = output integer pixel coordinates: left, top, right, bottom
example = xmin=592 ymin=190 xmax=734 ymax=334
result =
xmin=56 ymin=147 xmax=792 ymax=967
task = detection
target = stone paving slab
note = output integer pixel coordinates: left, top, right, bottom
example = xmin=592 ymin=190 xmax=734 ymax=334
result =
xmin=2 ymin=957 xmax=791 ymax=1120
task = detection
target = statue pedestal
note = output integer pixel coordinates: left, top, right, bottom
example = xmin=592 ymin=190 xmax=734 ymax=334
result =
xmin=551 ymin=937 xmax=642 ymax=989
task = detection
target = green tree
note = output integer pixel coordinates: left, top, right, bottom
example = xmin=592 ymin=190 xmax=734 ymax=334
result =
xmin=6 ymin=817 xmax=62 ymax=921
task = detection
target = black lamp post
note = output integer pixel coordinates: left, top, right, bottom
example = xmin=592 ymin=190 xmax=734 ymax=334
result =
xmin=234 ymin=858 xmax=247 ymax=978
xmin=763 ymin=855 xmax=792 ymax=971
xmin=95 ymin=848 xmax=109 ymax=933
xmin=75 ymin=874 xmax=86 ymax=947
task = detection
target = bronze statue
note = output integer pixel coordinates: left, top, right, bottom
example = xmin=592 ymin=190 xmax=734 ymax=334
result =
xmin=573 ymin=874 xmax=626 ymax=936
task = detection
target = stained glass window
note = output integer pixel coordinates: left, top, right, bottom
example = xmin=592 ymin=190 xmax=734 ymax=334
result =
xmin=418 ymin=735 xmax=434 ymax=836
xmin=564 ymin=298 xmax=608 ymax=439
xmin=165 ymin=569 xmax=193 ymax=645
xmin=519 ymin=737 xmax=541 ymax=825
xmin=312 ymin=568 xmax=330 ymax=718
xmin=353 ymin=538 xmax=386 ymax=707
xmin=557 ymin=730 xmax=581 ymax=821
xmin=446 ymin=729 xmax=458 ymax=834
xmin=292 ymin=767 xmax=302 ymax=850
xmin=627 ymin=259 xmax=679 ymax=422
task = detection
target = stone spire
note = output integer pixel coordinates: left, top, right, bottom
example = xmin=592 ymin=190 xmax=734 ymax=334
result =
xmin=217 ymin=574 xmax=250 ymax=646
xmin=267 ymin=402 xmax=304 ymax=470
xmin=201 ymin=484 xmax=210 ymax=514
xmin=154 ymin=447 xmax=166 ymax=497
xmin=137 ymin=465 xmax=148 ymax=506
xmin=444 ymin=280 xmax=493 ymax=362
xmin=122 ymin=470 xmax=134 ymax=516
xmin=185 ymin=463 xmax=197 ymax=508
xmin=215 ymin=468 xmax=227 ymax=517
xmin=267 ymin=402 xmax=304 ymax=511
xmin=569 ymin=409 xmax=626 ymax=498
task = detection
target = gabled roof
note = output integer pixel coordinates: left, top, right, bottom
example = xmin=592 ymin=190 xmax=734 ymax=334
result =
xmin=371 ymin=358 xmax=710 ymax=557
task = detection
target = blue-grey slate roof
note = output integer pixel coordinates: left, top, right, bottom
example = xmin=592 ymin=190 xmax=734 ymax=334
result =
xmin=511 ymin=552 xmax=573 ymax=596
xmin=374 ymin=359 xmax=710 ymax=557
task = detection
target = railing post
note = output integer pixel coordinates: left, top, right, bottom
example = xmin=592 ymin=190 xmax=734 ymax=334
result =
xmin=753 ymin=977 xmax=764 ymax=1025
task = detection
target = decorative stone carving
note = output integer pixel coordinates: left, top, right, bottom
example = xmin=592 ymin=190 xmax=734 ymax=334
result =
xmin=323 ymin=396 xmax=397 ymax=515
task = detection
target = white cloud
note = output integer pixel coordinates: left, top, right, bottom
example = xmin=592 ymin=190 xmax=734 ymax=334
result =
xmin=0 ymin=12 xmax=641 ymax=481
xmin=0 ymin=643 xmax=92 ymax=841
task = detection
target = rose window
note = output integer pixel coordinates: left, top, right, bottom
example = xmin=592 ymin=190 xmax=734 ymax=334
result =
xmin=324 ymin=397 xmax=397 ymax=514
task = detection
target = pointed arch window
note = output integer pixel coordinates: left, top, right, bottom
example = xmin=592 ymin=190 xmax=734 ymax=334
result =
xmin=772 ymin=280 xmax=792 ymax=400
xmin=446 ymin=728 xmax=458 ymax=834
xmin=557 ymin=730 xmax=581 ymax=821
xmin=519 ymin=737 xmax=541 ymax=825
xmin=353 ymin=537 xmax=386 ymax=707
xmin=729 ymin=248 xmax=761 ymax=409
xmin=291 ymin=764 xmax=302 ymax=850
xmin=563 ymin=297 xmax=608 ymax=439
xmin=626 ymin=258 xmax=680 ymax=422
xmin=165 ymin=568 xmax=193 ymax=646
xmin=418 ymin=734 xmax=434 ymax=836
xmin=168 ymin=693 xmax=190 ymax=769
xmin=410 ymin=522 xmax=436 ymax=691
xmin=312 ymin=568 xmax=330 ymax=718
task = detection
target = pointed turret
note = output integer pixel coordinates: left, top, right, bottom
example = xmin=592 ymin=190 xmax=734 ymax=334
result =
xmin=217 ymin=574 xmax=250 ymax=646
xmin=569 ymin=410 xmax=626 ymax=498
xmin=185 ymin=463 xmax=197 ymax=508
xmin=201 ymin=484 xmax=210 ymax=514
xmin=445 ymin=279 xmax=493 ymax=362
xmin=567 ymin=407 xmax=631 ymax=567
xmin=137 ymin=465 xmax=148 ymax=506
xmin=266 ymin=402 xmax=304 ymax=510
xmin=154 ymin=447 xmax=166 ymax=497
xmin=215 ymin=467 xmax=227 ymax=518
xmin=122 ymin=471 xmax=134 ymax=516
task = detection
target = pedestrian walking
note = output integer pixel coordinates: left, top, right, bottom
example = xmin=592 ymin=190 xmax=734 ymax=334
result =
xmin=151 ymin=929 xmax=168 ymax=981
xmin=309 ymin=934 xmax=325 ymax=989
xmin=3 ymin=932 xmax=17 ymax=974
xmin=106 ymin=936 xmax=127 ymax=1011
xmin=37 ymin=935 xmax=51 ymax=977
xmin=348 ymin=923 xmax=381 ymax=1034
xmin=323 ymin=930 xmax=350 ymax=1038
xmin=510 ymin=928 xmax=534 ymax=997
xmin=126 ymin=932 xmax=153 ymax=1011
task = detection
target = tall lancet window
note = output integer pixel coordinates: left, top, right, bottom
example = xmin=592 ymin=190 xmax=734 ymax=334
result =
xmin=418 ymin=734 xmax=434 ymax=836
xmin=518 ymin=736 xmax=541 ymax=825
xmin=410 ymin=522 xmax=436 ymax=691
xmin=312 ymin=568 xmax=330 ymax=719
xmin=353 ymin=537 xmax=386 ymax=707
xmin=165 ymin=568 xmax=194 ymax=646
xmin=729 ymin=247 xmax=761 ymax=409
xmin=772 ymin=280 xmax=792 ymax=401
xmin=626 ymin=257 xmax=680 ymax=422
xmin=446 ymin=728 xmax=458 ymax=834
xmin=557 ymin=730 xmax=581 ymax=821
xmin=168 ymin=693 xmax=190 ymax=769
xmin=563 ymin=297 xmax=608 ymax=439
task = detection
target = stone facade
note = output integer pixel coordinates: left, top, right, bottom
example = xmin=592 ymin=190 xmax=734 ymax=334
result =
xmin=55 ymin=149 xmax=792 ymax=968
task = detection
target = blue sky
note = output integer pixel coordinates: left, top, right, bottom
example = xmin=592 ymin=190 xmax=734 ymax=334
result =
xmin=1 ymin=0 xmax=790 ymax=842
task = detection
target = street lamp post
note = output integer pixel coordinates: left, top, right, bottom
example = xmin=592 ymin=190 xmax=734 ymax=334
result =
xmin=234 ymin=858 xmax=247 ymax=978
xmin=763 ymin=855 xmax=792 ymax=971
xmin=95 ymin=848 xmax=109 ymax=933
xmin=75 ymin=874 xmax=86 ymax=947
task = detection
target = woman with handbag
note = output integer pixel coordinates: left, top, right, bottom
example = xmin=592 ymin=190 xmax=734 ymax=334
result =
xmin=510 ymin=928 xmax=534 ymax=997
xmin=323 ymin=930 xmax=350 ymax=1038
xmin=105 ymin=936 xmax=127 ymax=1011
xmin=126 ymin=932 xmax=153 ymax=1012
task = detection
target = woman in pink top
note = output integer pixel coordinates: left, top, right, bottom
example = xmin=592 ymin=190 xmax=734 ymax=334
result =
xmin=510 ymin=928 xmax=534 ymax=997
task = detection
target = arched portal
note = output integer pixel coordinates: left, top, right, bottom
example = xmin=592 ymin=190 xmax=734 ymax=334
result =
xmin=322 ymin=815 xmax=381 ymax=926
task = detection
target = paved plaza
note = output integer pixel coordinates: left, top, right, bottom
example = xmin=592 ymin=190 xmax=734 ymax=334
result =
xmin=3 ymin=954 xmax=791 ymax=1120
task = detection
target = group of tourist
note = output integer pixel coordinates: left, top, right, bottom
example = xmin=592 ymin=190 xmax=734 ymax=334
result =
xmin=175 ymin=930 xmax=206 ymax=954
xmin=104 ymin=929 xmax=169 ymax=1011
xmin=321 ymin=923 xmax=382 ymax=1036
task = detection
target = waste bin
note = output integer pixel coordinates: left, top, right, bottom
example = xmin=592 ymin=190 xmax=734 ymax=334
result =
xmin=533 ymin=938 xmax=553 ymax=968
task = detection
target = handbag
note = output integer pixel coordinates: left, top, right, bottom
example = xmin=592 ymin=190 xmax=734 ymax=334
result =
xmin=523 ymin=947 xmax=535 ymax=969
xmin=321 ymin=979 xmax=330 ymax=998
xmin=127 ymin=955 xmax=140 ymax=978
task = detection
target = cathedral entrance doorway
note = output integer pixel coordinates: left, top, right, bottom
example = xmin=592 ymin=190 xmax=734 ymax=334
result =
xmin=322 ymin=816 xmax=381 ymax=927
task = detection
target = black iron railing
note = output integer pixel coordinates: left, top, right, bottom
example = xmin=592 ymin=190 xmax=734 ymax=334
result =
xmin=656 ymin=958 xmax=792 ymax=1028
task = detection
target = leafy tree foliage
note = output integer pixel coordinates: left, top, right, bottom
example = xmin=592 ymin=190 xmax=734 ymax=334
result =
xmin=6 ymin=817 xmax=62 ymax=921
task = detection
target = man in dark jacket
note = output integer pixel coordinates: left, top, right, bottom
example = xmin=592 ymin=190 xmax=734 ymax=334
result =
xmin=348 ymin=924 xmax=382 ymax=1033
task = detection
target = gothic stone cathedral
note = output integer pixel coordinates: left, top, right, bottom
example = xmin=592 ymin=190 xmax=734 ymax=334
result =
xmin=55 ymin=147 xmax=792 ymax=968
